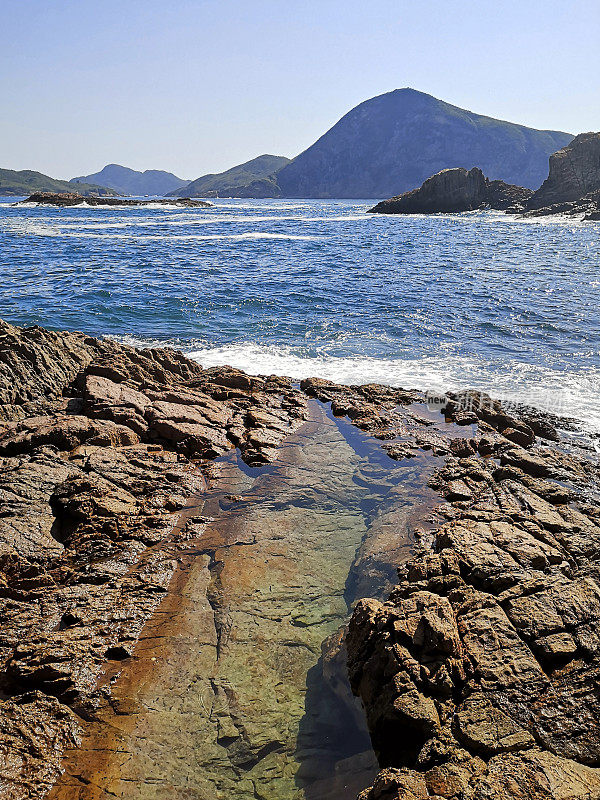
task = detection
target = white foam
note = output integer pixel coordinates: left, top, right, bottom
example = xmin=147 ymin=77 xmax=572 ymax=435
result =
xmin=0 ymin=219 xmax=319 ymax=242
xmin=181 ymin=342 xmax=600 ymax=433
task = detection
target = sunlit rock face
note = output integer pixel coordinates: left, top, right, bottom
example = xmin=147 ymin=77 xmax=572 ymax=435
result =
xmin=526 ymin=131 xmax=600 ymax=208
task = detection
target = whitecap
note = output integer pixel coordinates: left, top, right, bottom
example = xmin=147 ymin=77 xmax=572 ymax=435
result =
xmin=180 ymin=342 xmax=600 ymax=433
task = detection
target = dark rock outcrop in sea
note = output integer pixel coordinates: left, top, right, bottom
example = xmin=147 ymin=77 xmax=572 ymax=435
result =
xmin=0 ymin=320 xmax=599 ymax=799
xmin=20 ymin=192 xmax=212 ymax=208
xmin=522 ymin=132 xmax=600 ymax=219
xmin=526 ymin=132 xmax=600 ymax=208
xmin=368 ymin=167 xmax=532 ymax=214
xmin=369 ymin=132 xmax=600 ymax=221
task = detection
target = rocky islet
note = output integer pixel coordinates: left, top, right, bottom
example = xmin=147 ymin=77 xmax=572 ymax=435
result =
xmin=370 ymin=131 xmax=600 ymax=220
xmin=18 ymin=193 xmax=212 ymax=208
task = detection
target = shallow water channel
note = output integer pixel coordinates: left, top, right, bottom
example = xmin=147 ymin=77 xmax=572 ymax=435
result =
xmin=52 ymin=401 xmax=440 ymax=799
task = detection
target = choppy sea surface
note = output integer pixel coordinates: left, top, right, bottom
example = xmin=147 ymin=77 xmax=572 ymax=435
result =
xmin=1 ymin=197 xmax=599 ymax=431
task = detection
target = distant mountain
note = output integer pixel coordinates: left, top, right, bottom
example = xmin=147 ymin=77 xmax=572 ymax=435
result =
xmin=170 ymin=155 xmax=291 ymax=198
xmin=72 ymin=164 xmax=189 ymax=196
xmin=0 ymin=168 xmax=117 ymax=197
xmin=275 ymin=89 xmax=573 ymax=198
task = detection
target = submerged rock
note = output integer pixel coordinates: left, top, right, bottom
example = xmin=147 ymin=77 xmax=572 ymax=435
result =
xmin=369 ymin=167 xmax=532 ymax=214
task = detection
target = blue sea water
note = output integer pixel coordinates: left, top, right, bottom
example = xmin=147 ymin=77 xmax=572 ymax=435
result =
xmin=1 ymin=197 xmax=599 ymax=430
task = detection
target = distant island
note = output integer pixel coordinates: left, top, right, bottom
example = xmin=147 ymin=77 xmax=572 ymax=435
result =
xmin=168 ymin=155 xmax=291 ymax=198
xmin=10 ymin=88 xmax=575 ymax=203
xmin=0 ymin=168 xmax=117 ymax=198
xmin=72 ymin=164 xmax=190 ymax=197
xmin=274 ymin=88 xmax=571 ymax=198
xmin=173 ymin=89 xmax=573 ymax=200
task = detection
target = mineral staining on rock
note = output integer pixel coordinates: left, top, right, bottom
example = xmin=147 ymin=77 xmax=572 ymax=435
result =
xmin=1 ymin=319 xmax=600 ymax=800
xmin=0 ymin=320 xmax=307 ymax=796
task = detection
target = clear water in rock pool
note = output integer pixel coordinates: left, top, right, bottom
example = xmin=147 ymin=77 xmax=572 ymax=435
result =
xmin=1 ymin=198 xmax=599 ymax=430
xmin=49 ymin=402 xmax=441 ymax=800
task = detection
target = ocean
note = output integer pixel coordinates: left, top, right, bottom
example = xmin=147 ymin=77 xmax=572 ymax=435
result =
xmin=1 ymin=197 xmax=599 ymax=431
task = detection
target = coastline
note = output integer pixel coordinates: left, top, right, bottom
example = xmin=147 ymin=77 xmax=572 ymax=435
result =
xmin=0 ymin=320 xmax=599 ymax=799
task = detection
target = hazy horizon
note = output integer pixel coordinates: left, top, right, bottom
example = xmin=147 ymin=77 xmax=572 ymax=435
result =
xmin=1 ymin=0 xmax=599 ymax=180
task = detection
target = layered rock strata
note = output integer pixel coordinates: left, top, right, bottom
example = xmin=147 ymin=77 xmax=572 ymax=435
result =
xmin=0 ymin=320 xmax=307 ymax=796
xmin=525 ymin=132 xmax=600 ymax=211
xmin=1 ymin=321 xmax=599 ymax=800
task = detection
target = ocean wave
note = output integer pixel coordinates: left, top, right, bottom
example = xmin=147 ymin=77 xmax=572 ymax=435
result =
xmin=1 ymin=221 xmax=319 ymax=242
xmin=186 ymin=344 xmax=600 ymax=431
xmin=110 ymin=337 xmax=600 ymax=433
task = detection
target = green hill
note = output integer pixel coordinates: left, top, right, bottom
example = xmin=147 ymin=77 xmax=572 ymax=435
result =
xmin=170 ymin=154 xmax=291 ymax=198
xmin=0 ymin=168 xmax=117 ymax=197
xmin=276 ymin=88 xmax=573 ymax=197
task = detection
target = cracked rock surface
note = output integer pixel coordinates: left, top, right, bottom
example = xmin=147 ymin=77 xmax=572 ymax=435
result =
xmin=344 ymin=384 xmax=600 ymax=800
xmin=1 ymin=321 xmax=600 ymax=800
xmin=0 ymin=320 xmax=307 ymax=798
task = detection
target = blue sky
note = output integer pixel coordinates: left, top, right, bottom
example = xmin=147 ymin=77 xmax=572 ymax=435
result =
xmin=1 ymin=0 xmax=598 ymax=180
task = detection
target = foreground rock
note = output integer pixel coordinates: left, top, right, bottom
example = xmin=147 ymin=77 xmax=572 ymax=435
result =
xmin=369 ymin=168 xmax=532 ymax=214
xmin=346 ymin=386 xmax=600 ymax=799
xmin=524 ymin=132 xmax=600 ymax=217
xmin=1 ymin=321 xmax=600 ymax=800
xmin=0 ymin=319 xmax=307 ymax=796
xmin=19 ymin=192 xmax=212 ymax=207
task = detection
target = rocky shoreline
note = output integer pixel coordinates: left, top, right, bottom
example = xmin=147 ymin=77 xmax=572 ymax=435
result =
xmin=0 ymin=320 xmax=599 ymax=799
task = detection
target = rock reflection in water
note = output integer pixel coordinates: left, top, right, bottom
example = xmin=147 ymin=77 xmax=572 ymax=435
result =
xmin=51 ymin=401 xmax=439 ymax=800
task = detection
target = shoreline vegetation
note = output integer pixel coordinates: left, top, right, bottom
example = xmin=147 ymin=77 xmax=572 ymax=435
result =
xmin=0 ymin=319 xmax=599 ymax=798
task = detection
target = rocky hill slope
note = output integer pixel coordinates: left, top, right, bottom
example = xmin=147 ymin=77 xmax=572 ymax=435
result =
xmin=170 ymin=154 xmax=291 ymax=198
xmin=275 ymin=89 xmax=572 ymax=198
xmin=369 ymin=167 xmax=532 ymax=214
xmin=72 ymin=164 xmax=190 ymax=196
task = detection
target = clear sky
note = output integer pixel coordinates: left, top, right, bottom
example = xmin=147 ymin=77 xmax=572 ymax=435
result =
xmin=1 ymin=0 xmax=598 ymax=181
